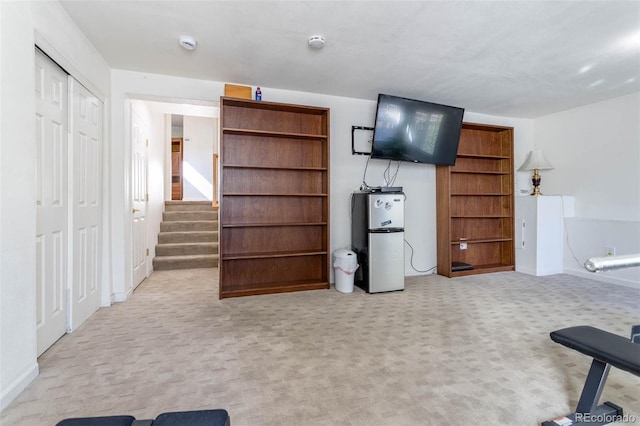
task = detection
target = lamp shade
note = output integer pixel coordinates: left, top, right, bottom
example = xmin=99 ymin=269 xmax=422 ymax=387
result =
xmin=518 ymin=150 xmax=553 ymax=171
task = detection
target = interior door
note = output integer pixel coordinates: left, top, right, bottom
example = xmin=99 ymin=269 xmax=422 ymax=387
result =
xmin=131 ymin=107 xmax=148 ymax=288
xmin=69 ymin=79 xmax=103 ymax=330
xmin=35 ymin=49 xmax=69 ymax=355
xmin=171 ymin=138 xmax=183 ymax=200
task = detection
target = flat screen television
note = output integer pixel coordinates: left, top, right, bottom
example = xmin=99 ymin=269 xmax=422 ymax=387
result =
xmin=370 ymin=94 xmax=465 ymax=166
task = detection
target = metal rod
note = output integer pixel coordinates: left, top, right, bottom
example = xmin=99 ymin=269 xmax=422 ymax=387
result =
xmin=584 ymin=254 xmax=640 ymax=273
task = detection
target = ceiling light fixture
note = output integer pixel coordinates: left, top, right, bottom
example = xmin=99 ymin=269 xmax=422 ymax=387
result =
xmin=308 ymin=35 xmax=325 ymax=49
xmin=179 ymin=35 xmax=197 ymax=51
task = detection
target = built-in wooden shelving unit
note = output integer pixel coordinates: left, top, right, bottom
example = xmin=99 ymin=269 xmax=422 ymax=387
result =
xmin=436 ymin=122 xmax=515 ymax=277
xmin=219 ymin=97 xmax=330 ymax=298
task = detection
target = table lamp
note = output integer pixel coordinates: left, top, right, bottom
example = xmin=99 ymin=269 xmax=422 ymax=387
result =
xmin=519 ymin=150 xmax=553 ymax=196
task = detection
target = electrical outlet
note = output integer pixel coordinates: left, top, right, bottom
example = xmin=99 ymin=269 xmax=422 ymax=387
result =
xmin=605 ymin=246 xmax=616 ymax=256
xmin=460 ymin=242 xmax=468 ymax=250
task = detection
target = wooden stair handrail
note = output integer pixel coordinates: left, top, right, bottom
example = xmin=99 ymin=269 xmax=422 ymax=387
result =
xmin=212 ymin=153 xmax=219 ymax=208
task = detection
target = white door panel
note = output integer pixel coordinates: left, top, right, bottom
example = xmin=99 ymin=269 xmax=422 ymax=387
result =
xmin=131 ymin=108 xmax=148 ymax=288
xmin=70 ymin=79 xmax=103 ymax=331
xmin=35 ymin=49 xmax=68 ymax=355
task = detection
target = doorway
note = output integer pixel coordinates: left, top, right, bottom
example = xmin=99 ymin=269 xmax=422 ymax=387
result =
xmin=171 ymin=137 xmax=183 ymax=200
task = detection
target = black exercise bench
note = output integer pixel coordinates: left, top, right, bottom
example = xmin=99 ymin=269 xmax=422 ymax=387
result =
xmin=56 ymin=409 xmax=230 ymax=426
xmin=542 ymin=325 xmax=640 ymax=426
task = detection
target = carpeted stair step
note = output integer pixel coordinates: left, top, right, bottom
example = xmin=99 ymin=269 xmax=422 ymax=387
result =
xmin=164 ymin=201 xmax=214 ymax=211
xmin=158 ymin=231 xmax=218 ymax=244
xmin=160 ymin=220 xmax=217 ymax=232
xmin=153 ymin=201 xmax=219 ymax=270
xmin=153 ymin=254 xmax=218 ymax=270
xmin=155 ymin=242 xmax=218 ymax=257
xmin=163 ymin=210 xmax=218 ymax=222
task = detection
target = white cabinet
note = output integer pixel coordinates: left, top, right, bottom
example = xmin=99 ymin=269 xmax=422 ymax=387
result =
xmin=515 ymin=196 xmax=565 ymax=276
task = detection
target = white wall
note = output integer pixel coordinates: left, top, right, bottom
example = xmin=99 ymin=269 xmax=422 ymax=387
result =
xmin=0 ymin=1 xmax=38 ymax=411
xmin=534 ymin=93 xmax=640 ymax=288
xmin=0 ymin=1 xmax=110 ymax=411
xmin=110 ymin=72 xmax=534 ymax=281
xmin=216 ymin=88 xmax=536 ymax=277
xmin=182 ymin=116 xmax=216 ymax=201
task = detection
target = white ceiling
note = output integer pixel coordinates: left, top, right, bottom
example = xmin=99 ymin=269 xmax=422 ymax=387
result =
xmin=60 ymin=0 xmax=640 ymax=118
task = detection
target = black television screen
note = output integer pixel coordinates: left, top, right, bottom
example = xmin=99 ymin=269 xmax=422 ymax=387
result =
xmin=370 ymin=94 xmax=464 ymax=166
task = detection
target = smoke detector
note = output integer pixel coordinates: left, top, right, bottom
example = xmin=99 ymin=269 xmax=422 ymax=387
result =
xmin=308 ymin=35 xmax=325 ymax=49
xmin=179 ymin=35 xmax=197 ymax=51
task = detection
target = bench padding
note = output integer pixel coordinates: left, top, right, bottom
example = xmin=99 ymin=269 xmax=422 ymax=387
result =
xmin=56 ymin=410 xmax=230 ymax=426
xmin=154 ymin=410 xmax=230 ymax=426
xmin=550 ymin=326 xmax=640 ymax=376
xmin=57 ymin=416 xmax=136 ymax=426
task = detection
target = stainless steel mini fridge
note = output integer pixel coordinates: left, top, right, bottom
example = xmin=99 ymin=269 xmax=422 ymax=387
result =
xmin=351 ymin=190 xmax=405 ymax=293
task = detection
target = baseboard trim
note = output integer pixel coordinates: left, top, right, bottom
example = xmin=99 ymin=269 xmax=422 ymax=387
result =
xmin=537 ymin=268 xmax=564 ymax=276
xmin=0 ymin=362 xmax=39 ymax=412
xmin=517 ymin=266 xmax=541 ymax=276
xmin=112 ymin=287 xmax=134 ymax=303
xmin=517 ymin=266 xmax=564 ymax=276
xmin=565 ymin=266 xmax=640 ymax=290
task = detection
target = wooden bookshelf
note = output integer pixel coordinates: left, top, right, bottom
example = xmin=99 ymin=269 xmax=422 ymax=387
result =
xmin=436 ymin=122 xmax=515 ymax=277
xmin=219 ymin=97 xmax=330 ymax=298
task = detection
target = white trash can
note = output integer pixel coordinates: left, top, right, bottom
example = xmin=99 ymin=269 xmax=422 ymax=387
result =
xmin=333 ymin=249 xmax=359 ymax=293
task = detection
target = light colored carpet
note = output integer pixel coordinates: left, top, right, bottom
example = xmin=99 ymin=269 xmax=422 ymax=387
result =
xmin=1 ymin=269 xmax=639 ymax=425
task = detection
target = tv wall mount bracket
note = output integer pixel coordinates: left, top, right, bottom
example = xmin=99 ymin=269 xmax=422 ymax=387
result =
xmin=351 ymin=126 xmax=374 ymax=156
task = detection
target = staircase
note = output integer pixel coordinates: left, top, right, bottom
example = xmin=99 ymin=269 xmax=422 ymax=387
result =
xmin=153 ymin=201 xmax=218 ymax=270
